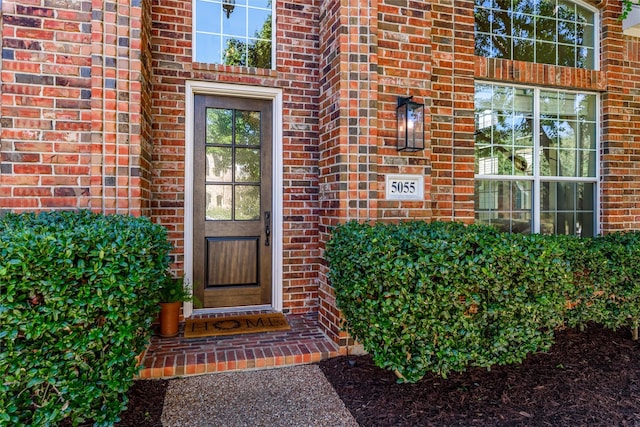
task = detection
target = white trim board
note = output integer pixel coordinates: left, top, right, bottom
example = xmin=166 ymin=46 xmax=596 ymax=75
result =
xmin=183 ymin=81 xmax=284 ymax=317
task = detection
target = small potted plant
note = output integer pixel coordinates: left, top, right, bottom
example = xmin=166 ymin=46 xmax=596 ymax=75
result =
xmin=158 ymin=274 xmax=191 ymax=338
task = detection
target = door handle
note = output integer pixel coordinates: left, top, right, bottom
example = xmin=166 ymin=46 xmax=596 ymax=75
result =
xmin=264 ymin=211 xmax=271 ymax=246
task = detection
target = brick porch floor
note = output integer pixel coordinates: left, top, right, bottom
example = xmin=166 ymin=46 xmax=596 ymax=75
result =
xmin=137 ymin=312 xmax=342 ymax=379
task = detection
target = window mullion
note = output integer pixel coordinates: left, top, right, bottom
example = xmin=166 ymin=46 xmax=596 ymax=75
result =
xmin=533 ymin=88 xmax=541 ymax=234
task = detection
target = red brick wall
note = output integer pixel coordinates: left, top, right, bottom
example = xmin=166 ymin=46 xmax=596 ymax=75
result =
xmin=621 ymin=35 xmax=640 ymax=228
xmin=1 ymin=1 xmax=92 ymax=210
xmin=376 ymin=0 xmax=432 ymax=221
xmin=599 ymin=0 xmax=640 ymax=232
xmin=430 ymin=0 xmax=476 ymax=222
xmin=0 ymin=0 xmax=149 ymax=214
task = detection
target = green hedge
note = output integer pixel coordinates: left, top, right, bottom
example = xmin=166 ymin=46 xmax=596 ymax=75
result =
xmin=326 ymin=221 xmax=640 ymax=383
xmin=563 ymin=232 xmax=640 ymax=330
xmin=0 ymin=211 xmax=172 ymax=426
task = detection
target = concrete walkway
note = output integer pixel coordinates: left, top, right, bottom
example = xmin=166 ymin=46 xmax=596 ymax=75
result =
xmin=161 ymin=364 xmax=359 ymax=426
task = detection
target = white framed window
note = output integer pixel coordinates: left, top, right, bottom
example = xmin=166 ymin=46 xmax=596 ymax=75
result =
xmin=474 ymin=82 xmax=599 ymax=236
xmin=475 ymin=0 xmax=599 ymax=69
xmin=194 ymin=0 xmax=274 ymax=68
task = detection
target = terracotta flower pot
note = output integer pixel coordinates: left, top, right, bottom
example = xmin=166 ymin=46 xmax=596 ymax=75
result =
xmin=159 ymin=301 xmax=181 ymax=338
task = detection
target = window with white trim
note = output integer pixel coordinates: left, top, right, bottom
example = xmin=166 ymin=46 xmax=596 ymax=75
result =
xmin=475 ymin=0 xmax=598 ymax=69
xmin=474 ymin=83 xmax=598 ymax=236
xmin=194 ymin=0 xmax=273 ymax=68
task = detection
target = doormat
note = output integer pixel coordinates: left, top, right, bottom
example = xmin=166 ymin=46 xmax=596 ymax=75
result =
xmin=183 ymin=313 xmax=290 ymax=338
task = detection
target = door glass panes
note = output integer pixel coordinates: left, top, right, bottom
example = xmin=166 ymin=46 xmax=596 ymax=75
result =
xmin=204 ymin=107 xmax=261 ymax=221
xmin=205 ymin=147 xmax=232 ymax=181
xmin=474 ymin=0 xmax=597 ymax=69
xmin=235 ymin=185 xmax=260 ymax=220
xmin=235 ymin=148 xmax=260 ymax=182
xmin=195 ymin=0 xmax=273 ymax=68
xmin=236 ymin=111 xmax=261 ymax=145
xmin=206 ymin=109 xmax=232 ymax=144
xmin=205 ymin=185 xmax=232 ymax=220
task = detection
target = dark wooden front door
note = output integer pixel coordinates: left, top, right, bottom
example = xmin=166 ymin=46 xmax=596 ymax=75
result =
xmin=193 ymin=95 xmax=272 ymax=309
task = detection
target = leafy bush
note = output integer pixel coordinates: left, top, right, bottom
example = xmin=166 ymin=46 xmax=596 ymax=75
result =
xmin=0 ymin=210 xmax=172 ymax=426
xmin=564 ymin=232 xmax=640 ymax=330
xmin=327 ymin=221 xmax=640 ymax=383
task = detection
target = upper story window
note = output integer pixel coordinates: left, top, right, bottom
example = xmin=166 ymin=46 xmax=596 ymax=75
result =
xmin=475 ymin=0 xmax=598 ymax=69
xmin=195 ymin=0 xmax=273 ymax=68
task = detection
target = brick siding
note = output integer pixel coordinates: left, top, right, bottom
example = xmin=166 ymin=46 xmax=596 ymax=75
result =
xmin=2 ymin=0 xmax=640 ymax=348
xmin=1 ymin=0 xmax=150 ymax=215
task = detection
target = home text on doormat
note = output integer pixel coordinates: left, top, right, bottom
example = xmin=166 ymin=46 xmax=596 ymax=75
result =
xmin=183 ymin=313 xmax=290 ymax=338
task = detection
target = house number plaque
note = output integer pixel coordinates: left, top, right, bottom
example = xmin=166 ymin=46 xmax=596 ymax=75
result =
xmin=385 ymin=174 xmax=424 ymax=201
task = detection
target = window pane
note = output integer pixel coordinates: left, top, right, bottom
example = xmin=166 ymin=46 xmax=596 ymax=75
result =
xmin=540 ymin=182 xmax=595 ymax=236
xmin=514 ymin=119 xmax=533 ymax=148
xmin=235 ymin=148 xmax=260 ymax=182
xmin=474 ymin=180 xmax=532 ymax=233
xmin=223 ymin=37 xmax=247 ymax=66
xmin=577 ymin=94 xmax=597 ymax=121
xmin=249 ymin=9 xmax=271 ymax=36
xmin=579 ymin=122 xmax=596 ymax=150
xmin=558 ymin=149 xmax=577 ymax=176
xmin=536 ymin=41 xmax=557 ymax=65
xmin=222 ymin=5 xmax=247 ymax=37
xmin=195 ymin=33 xmax=222 ymax=64
xmin=558 ymin=121 xmax=577 ymax=149
xmin=557 ymin=0 xmax=576 ymax=20
xmin=247 ymin=0 xmax=271 ymax=8
xmin=535 ymin=17 xmax=556 ymax=43
xmin=512 ymin=146 xmax=533 ymax=175
xmin=558 ymin=44 xmax=576 ymax=68
xmin=235 ymin=185 xmax=260 ymax=220
xmin=513 ymin=12 xmax=534 ymax=39
xmin=540 ymin=147 xmax=559 ymax=176
xmin=206 ymin=147 xmax=232 ymax=181
xmin=247 ymin=37 xmax=272 ymax=68
xmin=206 ymin=184 xmax=232 ymax=220
xmin=578 ymin=150 xmax=596 ymax=177
xmin=196 ymin=1 xmax=221 ymax=33
xmin=206 ymin=108 xmax=233 ymax=145
xmin=235 ymin=111 xmax=261 ymax=145
xmin=475 ymin=32 xmax=493 ymax=56
xmin=513 ymin=37 xmax=533 ymax=62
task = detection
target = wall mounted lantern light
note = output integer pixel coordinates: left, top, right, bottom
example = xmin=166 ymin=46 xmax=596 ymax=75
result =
xmin=397 ymin=96 xmax=424 ymax=152
xmin=222 ymin=0 xmax=236 ymax=18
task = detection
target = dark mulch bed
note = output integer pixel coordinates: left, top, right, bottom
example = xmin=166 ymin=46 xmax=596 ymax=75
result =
xmin=116 ymin=379 xmax=168 ymax=426
xmin=318 ymin=325 xmax=640 ymax=426
xmin=118 ymin=325 xmax=640 ymax=426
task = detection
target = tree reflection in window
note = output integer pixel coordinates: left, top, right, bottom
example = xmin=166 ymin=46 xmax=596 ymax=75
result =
xmin=195 ymin=0 xmax=272 ymax=68
xmin=205 ymin=108 xmax=261 ymax=221
xmin=475 ymin=0 xmax=596 ymax=69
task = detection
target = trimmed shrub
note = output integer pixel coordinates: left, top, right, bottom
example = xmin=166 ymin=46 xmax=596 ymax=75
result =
xmin=564 ymin=232 xmax=640 ymax=330
xmin=326 ymin=221 xmax=573 ymax=382
xmin=0 ymin=210 xmax=172 ymax=426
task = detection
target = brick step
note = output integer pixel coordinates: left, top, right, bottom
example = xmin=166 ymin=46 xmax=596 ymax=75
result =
xmin=137 ymin=313 xmax=341 ymax=379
